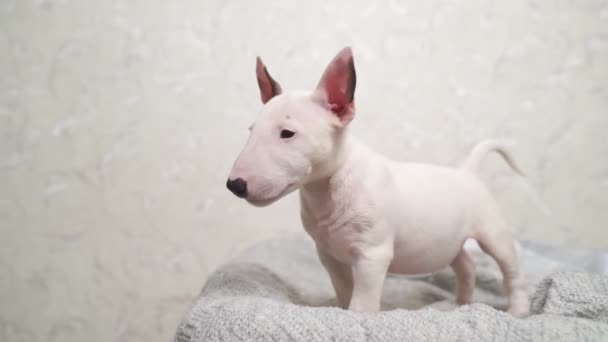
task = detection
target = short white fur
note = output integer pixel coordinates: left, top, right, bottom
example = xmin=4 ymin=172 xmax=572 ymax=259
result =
xmin=228 ymin=47 xmax=530 ymax=316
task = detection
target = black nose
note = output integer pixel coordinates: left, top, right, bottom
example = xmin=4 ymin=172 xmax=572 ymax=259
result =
xmin=226 ymin=178 xmax=248 ymax=198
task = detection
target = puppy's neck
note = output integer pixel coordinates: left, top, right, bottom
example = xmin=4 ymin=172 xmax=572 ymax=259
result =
xmin=300 ymin=136 xmax=365 ymax=206
xmin=304 ymin=128 xmax=356 ymax=186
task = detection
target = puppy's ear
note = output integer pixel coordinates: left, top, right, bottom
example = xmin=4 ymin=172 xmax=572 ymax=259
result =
xmin=256 ymin=57 xmax=282 ymax=104
xmin=314 ymin=47 xmax=356 ymax=124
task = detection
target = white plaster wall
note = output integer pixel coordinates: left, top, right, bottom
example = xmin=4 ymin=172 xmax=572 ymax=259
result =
xmin=1 ymin=1 xmax=607 ymax=341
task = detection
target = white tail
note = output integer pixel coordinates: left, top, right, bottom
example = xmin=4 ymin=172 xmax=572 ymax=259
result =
xmin=462 ymin=140 xmax=562 ymax=229
xmin=461 ymin=140 xmax=524 ymax=176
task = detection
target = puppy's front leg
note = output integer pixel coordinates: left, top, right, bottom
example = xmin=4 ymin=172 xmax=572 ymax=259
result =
xmin=348 ymin=247 xmax=393 ymax=312
xmin=317 ymin=247 xmax=353 ymax=309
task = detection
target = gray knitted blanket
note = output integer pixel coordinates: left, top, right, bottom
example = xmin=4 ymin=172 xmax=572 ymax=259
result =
xmin=175 ymin=234 xmax=608 ymax=342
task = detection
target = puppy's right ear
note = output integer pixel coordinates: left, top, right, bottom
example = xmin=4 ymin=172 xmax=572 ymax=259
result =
xmin=313 ymin=47 xmax=356 ymax=125
xmin=256 ymin=57 xmax=282 ymax=104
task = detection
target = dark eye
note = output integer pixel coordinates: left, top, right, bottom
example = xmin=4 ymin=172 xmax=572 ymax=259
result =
xmin=280 ymin=129 xmax=295 ymax=139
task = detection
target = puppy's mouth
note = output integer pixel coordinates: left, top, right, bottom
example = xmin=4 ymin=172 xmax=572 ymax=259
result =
xmin=246 ymin=183 xmax=297 ymax=207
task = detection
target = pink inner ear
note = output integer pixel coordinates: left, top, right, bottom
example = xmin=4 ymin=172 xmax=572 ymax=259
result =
xmin=256 ymin=57 xmax=282 ymax=104
xmin=316 ymin=48 xmax=356 ymax=120
xmin=325 ymin=69 xmax=352 ymax=116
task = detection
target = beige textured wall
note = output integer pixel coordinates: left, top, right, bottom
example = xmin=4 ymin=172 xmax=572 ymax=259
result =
xmin=1 ymin=1 xmax=607 ymax=341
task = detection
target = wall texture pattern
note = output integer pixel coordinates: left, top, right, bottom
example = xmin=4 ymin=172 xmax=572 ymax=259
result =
xmin=1 ymin=1 xmax=607 ymax=341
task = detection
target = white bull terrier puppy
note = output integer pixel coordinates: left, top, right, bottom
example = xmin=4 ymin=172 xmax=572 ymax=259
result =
xmin=227 ymin=47 xmax=530 ymax=317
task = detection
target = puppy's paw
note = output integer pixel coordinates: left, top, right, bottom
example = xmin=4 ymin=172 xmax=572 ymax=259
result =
xmin=427 ymin=299 xmax=459 ymax=312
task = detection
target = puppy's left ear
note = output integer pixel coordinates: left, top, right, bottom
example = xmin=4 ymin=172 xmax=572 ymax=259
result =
xmin=314 ymin=47 xmax=357 ymax=125
xmin=256 ymin=57 xmax=282 ymax=104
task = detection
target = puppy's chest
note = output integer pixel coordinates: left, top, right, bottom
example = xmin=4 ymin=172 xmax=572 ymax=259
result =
xmin=300 ymin=189 xmax=376 ymax=262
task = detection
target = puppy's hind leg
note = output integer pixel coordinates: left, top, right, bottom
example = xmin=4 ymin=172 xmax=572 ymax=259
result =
xmin=450 ymin=248 xmax=476 ymax=305
xmin=476 ymin=230 xmax=530 ymax=317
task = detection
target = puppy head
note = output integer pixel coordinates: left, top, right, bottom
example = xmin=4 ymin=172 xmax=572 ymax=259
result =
xmin=227 ymin=47 xmax=357 ymax=206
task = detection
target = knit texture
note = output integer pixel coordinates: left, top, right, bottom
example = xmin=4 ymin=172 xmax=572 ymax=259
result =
xmin=175 ymin=234 xmax=608 ymax=342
